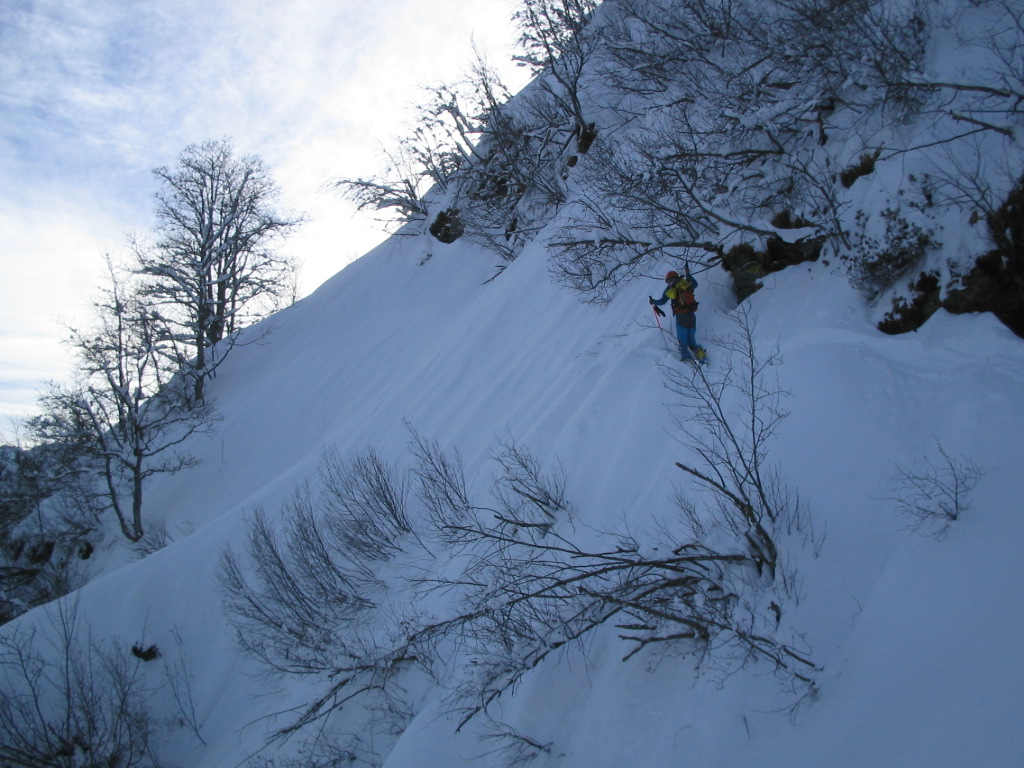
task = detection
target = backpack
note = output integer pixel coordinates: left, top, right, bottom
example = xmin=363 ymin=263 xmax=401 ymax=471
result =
xmin=669 ymin=277 xmax=699 ymax=314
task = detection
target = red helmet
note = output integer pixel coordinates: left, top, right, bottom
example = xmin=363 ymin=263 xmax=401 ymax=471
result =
xmin=665 ymin=270 xmax=679 ymax=281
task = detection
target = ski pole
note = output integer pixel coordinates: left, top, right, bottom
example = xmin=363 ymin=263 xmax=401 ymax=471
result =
xmin=651 ymin=300 xmax=674 ymax=353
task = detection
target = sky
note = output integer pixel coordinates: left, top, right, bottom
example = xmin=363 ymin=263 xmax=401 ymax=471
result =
xmin=0 ymin=0 xmax=527 ymax=431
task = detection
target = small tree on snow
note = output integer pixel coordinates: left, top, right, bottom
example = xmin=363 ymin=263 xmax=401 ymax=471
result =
xmin=889 ymin=442 xmax=982 ymax=538
xmin=30 ymin=259 xmax=214 ymax=543
xmin=135 ymin=138 xmax=302 ymax=404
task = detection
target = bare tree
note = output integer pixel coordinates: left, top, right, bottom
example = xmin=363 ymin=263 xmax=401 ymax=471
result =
xmin=442 ymin=0 xmax=605 ymax=261
xmin=452 ymin=57 xmax=575 ymax=260
xmin=336 ymin=52 xmax=570 ymax=261
xmin=889 ymin=442 xmax=982 ymax=538
xmin=513 ymin=0 xmax=602 ymax=142
xmin=338 ymin=0 xmax=605 ymax=261
xmin=0 ymin=601 xmax=158 ymax=767
xmin=333 ymin=142 xmax=443 ymax=234
xmin=550 ymin=0 xmax=800 ymax=298
xmin=135 ymin=138 xmax=303 ymax=404
xmin=0 ymin=440 xmax=79 ymax=538
xmin=29 ymin=259 xmax=215 ymax=542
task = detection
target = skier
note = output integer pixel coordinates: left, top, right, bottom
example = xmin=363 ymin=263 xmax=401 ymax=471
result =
xmin=650 ymin=268 xmax=706 ymax=363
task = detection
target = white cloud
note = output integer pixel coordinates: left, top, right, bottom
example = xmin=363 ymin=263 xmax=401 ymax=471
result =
xmin=0 ymin=0 xmax=526 ymax=425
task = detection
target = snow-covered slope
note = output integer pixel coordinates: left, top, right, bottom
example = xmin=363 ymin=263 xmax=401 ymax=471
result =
xmin=5 ymin=0 xmax=1024 ymax=764
xmin=16 ymin=223 xmax=1023 ymax=767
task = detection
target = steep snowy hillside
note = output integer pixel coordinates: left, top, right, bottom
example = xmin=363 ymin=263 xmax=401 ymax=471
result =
xmin=9 ymin=230 xmax=1024 ymax=768
xmin=3 ymin=1 xmax=1024 ymax=766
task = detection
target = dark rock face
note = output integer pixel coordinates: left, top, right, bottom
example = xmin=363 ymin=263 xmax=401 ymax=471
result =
xmin=879 ymin=272 xmax=942 ymax=335
xmin=722 ymin=235 xmax=825 ymax=301
xmin=881 ymin=177 xmax=1024 ymax=338
xmin=577 ymin=122 xmax=598 ymax=154
xmin=723 ymin=244 xmax=767 ymax=301
xmin=767 ymin=235 xmax=826 ymax=269
xmin=429 ymin=209 xmax=465 ymax=244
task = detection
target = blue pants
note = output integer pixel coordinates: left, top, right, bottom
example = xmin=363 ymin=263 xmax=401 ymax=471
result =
xmin=675 ymin=321 xmax=699 ymax=359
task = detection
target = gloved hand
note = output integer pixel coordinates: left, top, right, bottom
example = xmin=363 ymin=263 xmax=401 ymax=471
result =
xmin=649 ymin=297 xmax=666 ymax=316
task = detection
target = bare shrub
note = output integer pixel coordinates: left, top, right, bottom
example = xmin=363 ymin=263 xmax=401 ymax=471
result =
xmin=220 ymin=495 xmax=375 ymax=679
xmin=476 ymin=716 xmax=552 ymax=767
xmin=164 ymin=628 xmax=206 ymax=746
xmin=224 ymin=346 xmax=817 ymax=758
xmin=491 ymin=436 xmax=570 ymax=532
xmin=0 ymin=602 xmax=158 ymax=768
xmin=847 ymin=208 xmax=941 ymax=299
xmin=889 ymin=443 xmax=982 ymax=538
xmin=319 ymin=446 xmax=417 ymax=564
xmin=408 ymin=427 xmax=478 ymax=538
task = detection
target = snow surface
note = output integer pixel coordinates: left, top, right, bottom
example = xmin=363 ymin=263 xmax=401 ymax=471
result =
xmin=6 ymin=0 xmax=1024 ymax=763
xmin=10 ymin=224 xmax=1024 ymax=767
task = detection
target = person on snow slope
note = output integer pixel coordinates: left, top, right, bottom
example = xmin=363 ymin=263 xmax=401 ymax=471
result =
xmin=650 ymin=268 xmax=706 ymax=363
